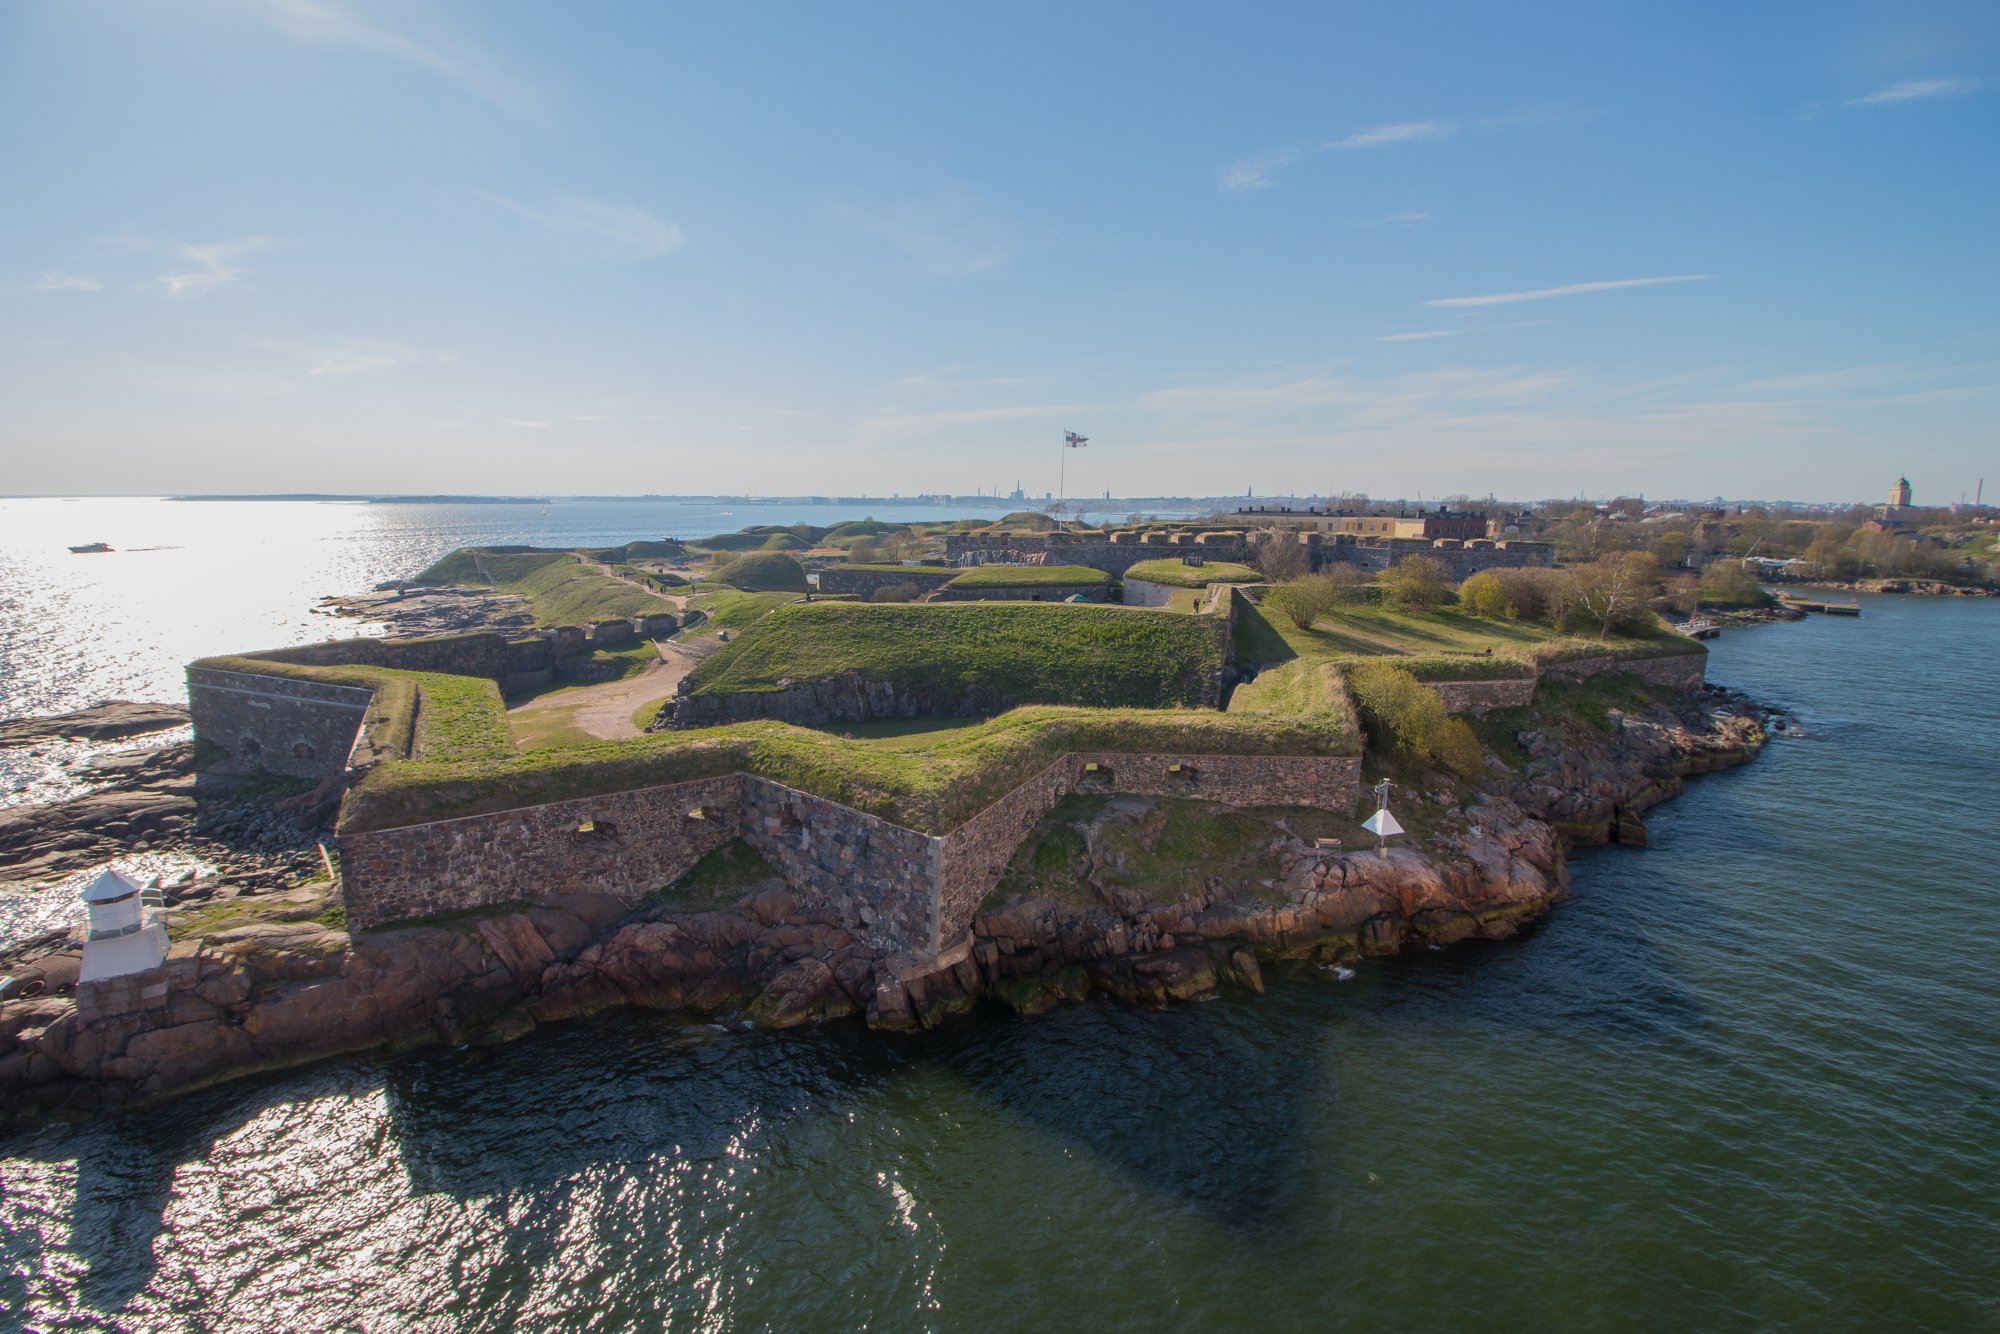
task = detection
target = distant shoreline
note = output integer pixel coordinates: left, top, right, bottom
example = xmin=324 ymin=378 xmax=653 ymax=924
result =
xmin=166 ymin=494 xmax=553 ymax=505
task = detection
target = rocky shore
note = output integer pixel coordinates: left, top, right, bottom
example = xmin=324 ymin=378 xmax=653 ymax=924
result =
xmin=0 ymin=684 xmax=1768 ymax=1123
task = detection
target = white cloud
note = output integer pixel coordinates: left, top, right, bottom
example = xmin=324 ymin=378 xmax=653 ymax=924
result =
xmin=1426 ymin=274 xmax=1711 ymax=307
xmin=899 ymin=364 xmax=1030 ymax=388
xmin=288 ymin=338 xmax=448 ymax=376
xmin=153 ymin=238 xmax=270 ymax=297
xmin=833 ymin=181 xmax=1024 ymax=277
xmin=1218 ymin=148 xmax=1302 ymax=191
xmin=1363 ymin=211 xmax=1432 ymax=227
xmin=1378 ymin=329 xmax=1465 ymax=342
xmin=30 ymin=273 xmax=103 ymax=292
xmin=503 ymin=418 xmax=549 ymax=428
xmin=475 ymin=189 xmax=684 ymax=261
xmin=1331 ymin=120 xmax=1455 ymax=150
xmin=1848 ymin=77 xmax=1977 ymax=107
xmin=252 ymin=0 xmax=537 ymax=116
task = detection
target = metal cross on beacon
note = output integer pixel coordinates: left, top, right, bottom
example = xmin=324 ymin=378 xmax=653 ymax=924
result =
xmin=1362 ymin=776 xmax=1404 ymax=857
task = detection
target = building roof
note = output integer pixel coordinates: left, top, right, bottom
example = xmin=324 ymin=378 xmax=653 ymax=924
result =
xmin=81 ymin=867 xmax=145 ymax=903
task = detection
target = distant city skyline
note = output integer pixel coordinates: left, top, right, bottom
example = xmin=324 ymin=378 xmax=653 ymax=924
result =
xmin=3 ymin=2 xmax=1996 ymax=501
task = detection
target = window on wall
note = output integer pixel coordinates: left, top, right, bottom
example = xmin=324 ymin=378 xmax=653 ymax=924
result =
xmin=240 ymin=736 xmax=263 ymax=760
xmin=292 ymin=739 xmax=316 ymax=761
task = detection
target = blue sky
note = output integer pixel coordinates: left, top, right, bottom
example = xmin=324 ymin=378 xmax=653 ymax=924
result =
xmin=3 ymin=1 xmax=1995 ymax=502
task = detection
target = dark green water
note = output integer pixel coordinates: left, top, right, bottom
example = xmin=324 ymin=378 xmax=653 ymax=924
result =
xmin=4 ymin=594 xmax=1996 ymax=1332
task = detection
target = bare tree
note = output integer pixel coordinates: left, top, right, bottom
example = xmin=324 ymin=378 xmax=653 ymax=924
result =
xmin=1569 ymin=552 xmax=1660 ymax=638
xmin=1323 ymin=563 xmax=1374 ymax=603
xmin=1251 ymin=531 xmax=1311 ymax=582
xmin=1266 ymin=574 xmax=1338 ymax=629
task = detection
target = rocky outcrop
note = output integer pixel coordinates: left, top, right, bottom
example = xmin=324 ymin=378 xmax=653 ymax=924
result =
xmin=0 ymin=701 xmax=188 ymax=747
xmin=0 ymin=684 xmax=1768 ymax=1124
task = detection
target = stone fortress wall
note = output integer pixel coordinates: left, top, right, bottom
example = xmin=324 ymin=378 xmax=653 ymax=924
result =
xmin=942 ymin=529 xmax=1553 ymax=579
xmin=192 ymin=608 xmax=1701 ymax=966
xmin=188 ymin=614 xmax=682 ymax=778
xmin=337 ymin=749 xmax=1366 ymax=960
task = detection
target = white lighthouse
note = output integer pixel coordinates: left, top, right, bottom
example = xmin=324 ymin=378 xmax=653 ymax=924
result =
xmin=78 ymin=867 xmax=168 ymax=983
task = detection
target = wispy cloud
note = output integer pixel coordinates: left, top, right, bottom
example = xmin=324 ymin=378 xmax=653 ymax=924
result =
xmin=833 ymin=180 xmax=1026 ymax=277
xmin=1848 ymin=77 xmax=1977 ymax=107
xmin=503 ymin=418 xmax=549 ymax=428
xmin=854 ymin=403 xmax=1078 ymax=441
xmin=30 ymin=273 xmax=102 ymax=292
xmin=1379 ymin=330 xmax=1464 ymax=342
xmin=252 ymin=0 xmax=537 ymax=116
xmin=1218 ymin=148 xmax=1303 ymax=192
xmin=1331 ymin=120 xmax=1454 ymax=150
xmin=475 ymin=189 xmax=684 ymax=261
xmin=1221 ymin=108 xmax=1562 ymax=191
xmin=1362 ymin=211 xmax=1432 ymax=227
xmin=153 ymin=238 xmax=270 ymax=297
xmin=1426 ymin=274 xmax=1711 ymax=308
xmin=281 ymin=337 xmax=449 ymax=376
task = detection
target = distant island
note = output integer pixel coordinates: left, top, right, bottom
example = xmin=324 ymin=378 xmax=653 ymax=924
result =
xmin=169 ymin=494 xmax=552 ymax=504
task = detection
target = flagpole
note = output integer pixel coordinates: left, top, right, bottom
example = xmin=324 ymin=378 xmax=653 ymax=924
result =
xmin=1058 ymin=434 xmax=1067 ymax=531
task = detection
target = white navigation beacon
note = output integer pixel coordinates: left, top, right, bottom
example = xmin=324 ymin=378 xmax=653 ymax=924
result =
xmin=1362 ymin=776 xmax=1403 ymax=856
xmin=78 ymin=867 xmax=168 ymax=983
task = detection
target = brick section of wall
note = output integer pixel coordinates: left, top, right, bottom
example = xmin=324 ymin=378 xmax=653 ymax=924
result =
xmin=738 ymin=779 xmax=939 ymax=956
xmin=337 ymin=775 xmax=744 ymax=928
xmin=1429 ymin=678 xmax=1538 ymax=715
xmin=187 ymin=666 xmax=375 ymax=781
xmin=1540 ymin=651 xmax=1706 ymax=690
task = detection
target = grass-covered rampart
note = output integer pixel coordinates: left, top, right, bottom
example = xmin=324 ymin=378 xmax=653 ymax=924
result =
xmin=681 ymin=601 xmax=1227 ymax=709
xmin=1122 ymin=558 xmax=1263 ymax=588
xmin=942 ymin=564 xmax=1111 ymax=590
xmin=411 ymin=546 xmax=677 ymax=626
xmin=339 ymin=698 xmax=1357 ymax=835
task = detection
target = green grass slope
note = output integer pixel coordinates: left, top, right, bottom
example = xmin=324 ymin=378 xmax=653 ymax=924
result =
xmin=944 ymin=564 xmax=1112 ymax=590
xmin=1122 ymin=558 xmax=1263 ymax=588
xmin=684 ymin=601 xmax=1226 ymax=709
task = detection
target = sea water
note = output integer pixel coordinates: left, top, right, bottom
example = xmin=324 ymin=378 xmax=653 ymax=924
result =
xmin=1 ymin=503 xmax=1996 ymax=1331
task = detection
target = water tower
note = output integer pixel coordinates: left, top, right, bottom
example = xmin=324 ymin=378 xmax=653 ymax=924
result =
xmin=78 ymin=867 xmax=168 ymax=983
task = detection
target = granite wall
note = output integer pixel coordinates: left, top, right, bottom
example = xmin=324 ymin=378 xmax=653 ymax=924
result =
xmin=1428 ymin=678 xmax=1538 ymax=715
xmin=338 ymin=775 xmax=744 ymax=928
xmin=1540 ymin=650 xmax=1706 ymax=690
xmin=739 ymin=779 xmax=940 ymax=956
xmin=186 ymin=666 xmax=376 ymax=781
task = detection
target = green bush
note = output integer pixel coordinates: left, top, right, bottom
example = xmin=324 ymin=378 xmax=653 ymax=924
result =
xmin=1460 ymin=570 xmax=1511 ymax=619
xmin=1346 ymin=661 xmax=1483 ymax=777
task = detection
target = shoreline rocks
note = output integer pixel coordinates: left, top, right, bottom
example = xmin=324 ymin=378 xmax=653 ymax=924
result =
xmin=0 ymin=684 xmax=1768 ymax=1125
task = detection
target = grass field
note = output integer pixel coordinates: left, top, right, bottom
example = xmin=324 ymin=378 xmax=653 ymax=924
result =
xmin=943 ymin=564 xmax=1111 ymax=590
xmin=1122 ymin=558 xmax=1263 ymax=588
xmin=682 ymin=601 xmax=1228 ymax=709
xmin=409 ymin=546 xmax=677 ymax=627
xmin=684 ymin=587 xmax=800 ymax=632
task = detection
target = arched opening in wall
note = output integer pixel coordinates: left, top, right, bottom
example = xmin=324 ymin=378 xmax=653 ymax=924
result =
xmin=240 ymin=735 xmax=263 ymax=763
xmin=292 ymin=739 xmax=317 ymax=762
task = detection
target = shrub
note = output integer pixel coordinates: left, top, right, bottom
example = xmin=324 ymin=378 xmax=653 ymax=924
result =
xmin=1324 ymin=564 xmax=1375 ymax=603
xmin=1386 ymin=554 xmax=1451 ymax=610
xmin=1460 ymin=570 xmax=1511 ymax=619
xmin=1698 ymin=559 xmax=1771 ymax=609
xmin=1347 ymin=661 xmax=1484 ymax=777
xmin=712 ymin=552 xmax=809 ymax=593
xmin=1492 ymin=567 xmax=1561 ymax=622
xmin=869 ymin=582 xmax=921 ymax=603
xmin=1265 ymin=574 xmax=1339 ymax=629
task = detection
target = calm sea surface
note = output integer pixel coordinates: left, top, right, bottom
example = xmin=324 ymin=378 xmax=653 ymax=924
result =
xmin=2 ymin=502 xmax=1997 ymax=1331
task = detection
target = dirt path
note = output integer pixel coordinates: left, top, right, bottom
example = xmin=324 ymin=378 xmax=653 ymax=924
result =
xmin=507 ymin=644 xmax=697 ymax=742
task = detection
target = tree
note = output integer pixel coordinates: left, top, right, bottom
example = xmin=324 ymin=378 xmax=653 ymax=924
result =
xmin=1250 ymin=531 xmax=1312 ymax=582
xmin=1324 ymin=563 xmax=1374 ymax=603
xmin=1697 ymin=558 xmax=1768 ymax=608
xmin=1386 ymin=554 xmax=1450 ymax=610
xmin=846 ymin=537 xmax=882 ymax=564
xmin=1459 ymin=570 xmax=1510 ymax=619
xmin=1265 ymin=574 xmax=1338 ymax=629
xmin=1567 ymin=552 xmax=1660 ymax=638
xmin=1347 ymin=661 xmax=1485 ymax=778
